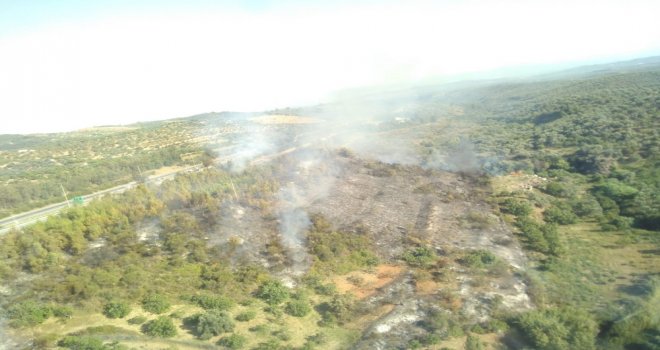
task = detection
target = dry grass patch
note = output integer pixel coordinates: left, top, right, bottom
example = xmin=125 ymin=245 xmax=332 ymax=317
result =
xmin=332 ymin=265 xmax=404 ymax=299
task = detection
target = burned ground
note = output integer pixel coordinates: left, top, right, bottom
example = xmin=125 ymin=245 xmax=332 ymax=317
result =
xmin=200 ymin=150 xmax=533 ymax=347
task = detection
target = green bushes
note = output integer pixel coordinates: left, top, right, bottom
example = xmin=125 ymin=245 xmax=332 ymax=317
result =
xmin=500 ymin=198 xmax=532 ymax=217
xmin=317 ymin=294 xmax=354 ymax=325
xmin=186 ymin=294 xmax=234 ymax=311
xmin=6 ymin=301 xmax=53 ymax=328
xmin=285 ymin=300 xmax=312 ymax=317
xmin=185 ymin=310 xmax=235 ymax=340
xmin=255 ymin=280 xmax=290 ymax=306
xmin=142 ymin=316 xmax=177 ymax=338
xmin=515 ymin=217 xmax=563 ymax=256
xmin=218 ymin=333 xmax=247 ymax=349
xmin=460 ymin=250 xmax=497 ymax=268
xmin=402 ymin=246 xmax=437 ymax=267
xmin=544 ymin=182 xmax=572 ymax=198
xmin=127 ymin=316 xmax=147 ymax=325
xmin=465 ymin=334 xmax=485 ymax=350
xmin=235 ymin=310 xmax=256 ymax=322
xmin=308 ymin=230 xmax=378 ymax=274
xmin=58 ymin=335 xmax=128 ymax=350
xmin=512 ymin=307 xmax=598 ymax=350
xmin=103 ymin=301 xmax=131 ymax=319
xmin=543 ymin=204 xmax=577 ymax=225
xmin=141 ymin=294 xmax=170 ymax=314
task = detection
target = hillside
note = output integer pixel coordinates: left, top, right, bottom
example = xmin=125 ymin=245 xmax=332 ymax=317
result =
xmin=1 ymin=58 xmax=659 ymax=350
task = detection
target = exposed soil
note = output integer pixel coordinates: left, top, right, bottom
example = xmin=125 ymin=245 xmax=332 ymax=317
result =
xmin=332 ymin=265 xmax=404 ymax=299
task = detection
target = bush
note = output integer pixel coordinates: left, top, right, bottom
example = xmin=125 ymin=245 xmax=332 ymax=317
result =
xmin=513 ymin=307 xmax=598 ymax=350
xmin=544 ymin=182 xmax=573 ymax=198
xmin=51 ymin=305 xmax=74 ymax=319
xmin=460 ymin=250 xmax=497 ymax=269
xmin=306 ymin=332 xmax=328 ymax=345
xmin=141 ymin=294 xmax=170 ymax=314
xmin=58 ymin=336 xmax=115 ymax=350
xmin=142 ymin=316 xmax=177 ymax=338
xmin=255 ymin=280 xmax=289 ymax=305
xmin=285 ymin=300 xmax=312 ymax=317
xmin=252 ymin=339 xmax=282 ymax=350
xmin=103 ymin=301 xmax=131 ymax=319
xmin=127 ymin=316 xmax=148 ymax=325
xmin=218 ymin=333 xmax=247 ymax=349
xmin=188 ymin=294 xmax=234 ymax=311
xmin=465 ymin=334 xmax=485 ymax=350
xmin=501 ymin=198 xmax=532 ymax=217
xmin=185 ymin=310 xmax=234 ymax=340
xmin=402 ymin=246 xmax=437 ymax=267
xmin=318 ymin=294 xmax=354 ymax=325
xmin=235 ymin=310 xmax=257 ymax=322
xmin=543 ymin=205 xmax=577 ymax=225
xmin=6 ymin=301 xmax=52 ymax=328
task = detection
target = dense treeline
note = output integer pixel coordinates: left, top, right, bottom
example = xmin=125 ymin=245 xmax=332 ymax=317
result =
xmin=418 ymin=68 xmax=660 ymax=231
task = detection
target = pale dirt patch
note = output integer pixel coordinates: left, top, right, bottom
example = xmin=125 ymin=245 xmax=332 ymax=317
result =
xmin=415 ymin=279 xmax=439 ymax=295
xmin=150 ymin=165 xmax=187 ymax=176
xmin=491 ymin=172 xmax=547 ymax=193
xmin=332 ymin=265 xmax=404 ymax=299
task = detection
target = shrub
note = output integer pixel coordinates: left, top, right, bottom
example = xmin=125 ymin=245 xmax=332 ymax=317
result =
xmin=570 ymin=196 xmax=602 ymax=217
xmin=58 ymin=336 xmax=111 ymax=350
xmin=7 ymin=301 xmax=52 ymax=328
xmin=252 ymin=339 xmax=282 ymax=350
xmin=501 ymin=198 xmax=532 ymax=217
xmin=51 ymin=305 xmax=74 ymax=319
xmin=188 ymin=294 xmax=234 ymax=311
xmin=235 ymin=310 xmax=257 ymax=322
xmin=218 ymin=333 xmax=247 ymax=349
xmin=127 ymin=316 xmax=148 ymax=325
xmin=543 ymin=205 xmax=577 ymax=225
xmin=544 ymin=182 xmax=571 ymax=198
xmin=255 ymin=280 xmax=289 ymax=305
xmin=306 ymin=332 xmax=328 ymax=345
xmin=141 ymin=294 xmax=170 ymax=314
xmin=185 ymin=310 xmax=234 ymax=340
xmin=318 ymin=294 xmax=354 ymax=325
xmin=103 ymin=301 xmax=131 ymax=319
xmin=513 ymin=307 xmax=598 ymax=350
xmin=142 ymin=316 xmax=177 ymax=338
xmin=274 ymin=329 xmax=292 ymax=341
xmin=285 ymin=300 xmax=312 ymax=317
xmin=460 ymin=250 xmax=497 ymax=269
xmin=402 ymin=246 xmax=437 ymax=267
xmin=465 ymin=334 xmax=485 ymax=350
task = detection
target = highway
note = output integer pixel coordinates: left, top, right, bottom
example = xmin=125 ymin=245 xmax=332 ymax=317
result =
xmin=0 ymin=135 xmax=317 ymax=235
xmin=0 ymin=164 xmax=203 ymax=235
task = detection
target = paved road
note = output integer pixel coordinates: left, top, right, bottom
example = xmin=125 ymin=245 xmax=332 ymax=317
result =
xmin=0 ymin=136 xmax=313 ymax=235
xmin=0 ymin=164 xmax=203 ymax=234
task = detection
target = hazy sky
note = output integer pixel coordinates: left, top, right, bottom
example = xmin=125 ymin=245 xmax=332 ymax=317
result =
xmin=1 ymin=0 xmax=659 ymax=134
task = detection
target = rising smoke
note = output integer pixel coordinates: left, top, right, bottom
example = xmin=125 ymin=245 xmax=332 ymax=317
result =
xmin=204 ymin=86 xmax=485 ymax=276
